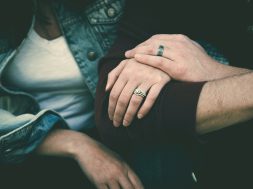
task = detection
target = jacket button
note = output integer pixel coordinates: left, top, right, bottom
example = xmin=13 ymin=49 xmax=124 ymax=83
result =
xmin=107 ymin=8 xmax=116 ymax=18
xmin=87 ymin=51 xmax=97 ymax=61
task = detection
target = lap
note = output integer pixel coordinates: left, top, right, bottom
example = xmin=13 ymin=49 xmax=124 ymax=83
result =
xmin=0 ymin=156 xmax=95 ymax=189
xmin=0 ymin=145 xmax=198 ymax=189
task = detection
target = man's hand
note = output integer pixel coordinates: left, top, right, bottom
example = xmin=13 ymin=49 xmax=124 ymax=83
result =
xmin=125 ymin=34 xmax=248 ymax=82
xmin=37 ymin=129 xmax=144 ymax=189
xmin=106 ymin=59 xmax=170 ymax=126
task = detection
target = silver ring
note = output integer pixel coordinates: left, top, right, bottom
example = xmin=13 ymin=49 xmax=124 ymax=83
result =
xmin=157 ymin=45 xmax=165 ymax=56
xmin=133 ymin=88 xmax=146 ymax=98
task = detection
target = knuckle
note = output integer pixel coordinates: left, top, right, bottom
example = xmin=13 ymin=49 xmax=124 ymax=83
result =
xmin=151 ymin=34 xmax=157 ymax=39
xmin=157 ymin=57 xmax=165 ymax=65
xmin=176 ymin=34 xmax=188 ymax=41
xmin=110 ymin=93 xmax=118 ymax=102
xmin=131 ymin=97 xmax=141 ymax=106
xmin=151 ymin=34 xmax=160 ymax=39
xmin=156 ymin=58 xmax=164 ymax=67
xmin=147 ymin=46 xmax=154 ymax=54
xmin=148 ymin=95 xmax=157 ymax=103
xmin=120 ymin=73 xmax=128 ymax=81
xmin=110 ymin=92 xmax=117 ymax=100
xmin=112 ymin=164 xmax=124 ymax=175
xmin=118 ymin=98 xmax=127 ymax=107
xmin=174 ymin=65 xmax=187 ymax=77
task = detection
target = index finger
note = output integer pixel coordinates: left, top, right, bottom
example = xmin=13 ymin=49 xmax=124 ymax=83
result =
xmin=126 ymin=34 xmax=189 ymax=57
xmin=106 ymin=60 xmax=127 ymax=91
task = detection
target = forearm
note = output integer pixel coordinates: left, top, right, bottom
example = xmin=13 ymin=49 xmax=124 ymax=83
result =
xmin=209 ymin=61 xmax=251 ymax=80
xmin=196 ymin=71 xmax=253 ymax=135
xmin=36 ymin=129 xmax=91 ymax=159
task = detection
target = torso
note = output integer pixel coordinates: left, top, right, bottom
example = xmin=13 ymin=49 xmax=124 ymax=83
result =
xmin=2 ymin=1 xmax=96 ymax=130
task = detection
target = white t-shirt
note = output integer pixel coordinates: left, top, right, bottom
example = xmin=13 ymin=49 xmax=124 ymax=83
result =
xmin=3 ymin=27 xmax=94 ymax=131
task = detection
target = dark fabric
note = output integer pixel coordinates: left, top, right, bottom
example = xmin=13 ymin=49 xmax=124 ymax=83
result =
xmin=0 ymin=146 xmax=199 ymax=189
xmin=94 ymin=33 xmax=205 ymax=188
xmin=120 ymin=0 xmax=253 ymax=69
xmin=95 ymin=34 xmax=205 ymax=151
xmin=198 ymin=119 xmax=253 ymax=188
xmin=0 ymin=156 xmax=96 ymax=189
xmin=94 ymin=1 xmax=253 ymax=188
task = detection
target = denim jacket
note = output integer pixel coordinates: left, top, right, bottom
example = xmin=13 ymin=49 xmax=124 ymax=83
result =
xmin=0 ymin=0 xmax=124 ymax=164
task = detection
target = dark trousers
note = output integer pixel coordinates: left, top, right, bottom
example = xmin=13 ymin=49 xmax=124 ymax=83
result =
xmin=199 ymin=120 xmax=253 ymax=189
xmin=1 ymin=120 xmax=253 ymax=189
xmin=0 ymin=144 xmax=197 ymax=189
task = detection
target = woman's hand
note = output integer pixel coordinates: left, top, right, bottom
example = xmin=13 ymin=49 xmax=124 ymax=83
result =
xmin=125 ymin=34 xmax=222 ymax=82
xmin=106 ymin=59 xmax=170 ymax=126
xmin=74 ymin=132 xmax=144 ymax=189
xmin=37 ymin=129 xmax=144 ymax=189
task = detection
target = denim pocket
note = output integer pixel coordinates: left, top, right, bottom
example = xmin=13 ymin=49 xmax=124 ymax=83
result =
xmin=86 ymin=0 xmax=124 ymax=25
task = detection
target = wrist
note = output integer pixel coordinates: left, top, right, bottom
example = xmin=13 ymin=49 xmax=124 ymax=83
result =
xmin=204 ymin=59 xmax=223 ymax=81
xmin=69 ymin=132 xmax=100 ymax=162
xmin=37 ymin=129 xmax=89 ymax=159
xmin=207 ymin=60 xmax=251 ymax=81
xmin=65 ymin=131 xmax=89 ymax=159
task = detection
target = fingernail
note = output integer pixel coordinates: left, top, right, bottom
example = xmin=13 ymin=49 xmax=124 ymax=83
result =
xmin=113 ymin=121 xmax=121 ymax=127
xmin=125 ymin=51 xmax=131 ymax=57
xmin=137 ymin=114 xmax=143 ymax=119
xmin=123 ymin=120 xmax=130 ymax=127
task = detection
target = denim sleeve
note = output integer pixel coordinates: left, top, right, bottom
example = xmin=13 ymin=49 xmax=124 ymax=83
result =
xmin=0 ymin=110 xmax=67 ymax=164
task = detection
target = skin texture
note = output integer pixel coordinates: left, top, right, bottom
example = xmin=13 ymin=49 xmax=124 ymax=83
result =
xmin=106 ymin=59 xmax=170 ymax=127
xmin=196 ymin=72 xmax=253 ymax=134
xmin=106 ymin=34 xmax=253 ymax=133
xmin=36 ymin=129 xmax=144 ymax=189
xmin=125 ymin=34 xmax=250 ymax=82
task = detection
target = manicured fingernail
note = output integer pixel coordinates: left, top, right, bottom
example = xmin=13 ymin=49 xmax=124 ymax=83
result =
xmin=123 ymin=120 xmax=130 ymax=127
xmin=137 ymin=114 xmax=143 ymax=119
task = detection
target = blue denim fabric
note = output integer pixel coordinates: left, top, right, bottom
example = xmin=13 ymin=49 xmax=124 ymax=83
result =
xmin=0 ymin=0 xmax=124 ymax=164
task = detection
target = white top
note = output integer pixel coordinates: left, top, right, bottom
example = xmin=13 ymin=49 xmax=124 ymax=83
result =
xmin=3 ymin=27 xmax=94 ymax=131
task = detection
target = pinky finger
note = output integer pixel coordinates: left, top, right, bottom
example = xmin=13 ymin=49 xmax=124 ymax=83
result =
xmin=137 ymin=82 xmax=169 ymax=119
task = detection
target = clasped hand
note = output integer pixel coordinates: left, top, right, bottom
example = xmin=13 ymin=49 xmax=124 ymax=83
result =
xmin=106 ymin=34 xmax=220 ymax=127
